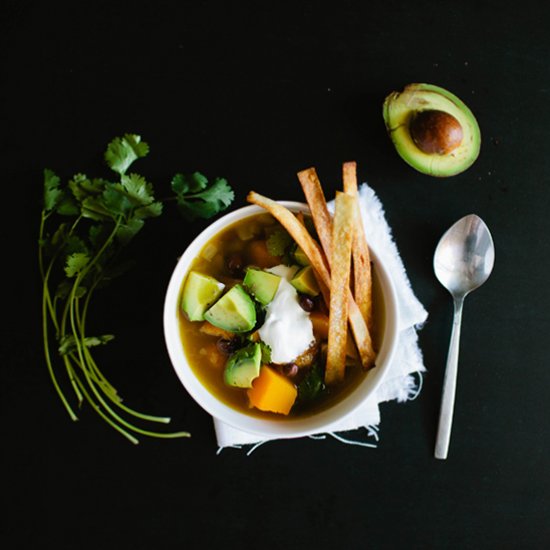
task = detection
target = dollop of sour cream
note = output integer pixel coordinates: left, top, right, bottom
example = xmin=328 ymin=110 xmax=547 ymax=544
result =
xmin=258 ymin=265 xmax=315 ymax=364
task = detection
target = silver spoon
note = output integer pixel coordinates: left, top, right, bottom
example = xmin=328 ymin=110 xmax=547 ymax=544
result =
xmin=433 ymin=214 xmax=495 ymax=460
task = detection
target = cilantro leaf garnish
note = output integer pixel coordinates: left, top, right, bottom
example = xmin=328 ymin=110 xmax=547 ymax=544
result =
xmin=64 ymin=252 xmax=90 ymax=278
xmin=171 ymin=171 xmax=209 ymax=194
xmin=231 ymin=341 xmax=272 ymax=367
xmin=266 ymin=228 xmax=293 ymax=257
xmin=259 ymin=342 xmax=272 ymax=364
xmin=104 ymin=134 xmax=149 ymax=175
xmin=171 ymin=172 xmax=235 ymax=221
xmin=297 ymin=363 xmax=326 ymax=404
xmin=119 ymin=173 xmax=155 ymax=206
xmin=43 ymin=169 xmax=62 ymax=212
xmin=58 ymin=334 xmax=115 ymax=356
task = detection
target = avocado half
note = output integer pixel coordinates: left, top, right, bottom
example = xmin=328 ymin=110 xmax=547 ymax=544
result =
xmin=383 ymin=83 xmax=481 ymax=177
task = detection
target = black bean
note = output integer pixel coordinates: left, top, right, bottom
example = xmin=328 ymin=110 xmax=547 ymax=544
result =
xmin=216 ymin=338 xmax=236 ymax=355
xmin=298 ymin=294 xmax=315 ymax=312
xmin=282 ymin=363 xmax=299 ymax=378
xmin=227 ymin=253 xmax=244 ymax=277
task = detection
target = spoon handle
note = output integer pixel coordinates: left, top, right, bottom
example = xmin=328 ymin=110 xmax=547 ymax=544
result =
xmin=435 ymin=296 xmax=464 ymax=460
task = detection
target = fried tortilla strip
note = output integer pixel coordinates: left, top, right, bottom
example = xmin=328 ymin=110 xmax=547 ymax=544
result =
xmin=326 ymin=192 xmax=355 ymax=385
xmin=295 ymin=209 xmax=330 ymax=308
xmin=343 ymin=161 xmax=373 ymax=330
xmin=297 ymin=167 xmax=334 ymax=260
xmin=247 ymin=191 xmax=331 ymax=283
xmin=298 ymin=167 xmax=375 ymax=368
xmin=247 ymin=191 xmax=375 ymax=369
xmin=348 ymin=289 xmax=376 ymax=369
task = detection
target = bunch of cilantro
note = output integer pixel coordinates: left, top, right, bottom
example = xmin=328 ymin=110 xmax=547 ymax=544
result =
xmin=38 ymin=134 xmax=234 ymax=444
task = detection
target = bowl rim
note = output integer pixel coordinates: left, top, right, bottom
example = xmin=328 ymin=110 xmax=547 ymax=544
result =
xmin=163 ymin=201 xmax=399 ymax=439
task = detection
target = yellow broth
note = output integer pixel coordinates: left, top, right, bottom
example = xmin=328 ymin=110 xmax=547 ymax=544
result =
xmin=178 ymin=212 xmax=385 ymax=419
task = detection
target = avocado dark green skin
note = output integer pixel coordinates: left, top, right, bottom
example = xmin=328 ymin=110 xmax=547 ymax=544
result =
xmin=383 ymin=83 xmax=481 ymax=177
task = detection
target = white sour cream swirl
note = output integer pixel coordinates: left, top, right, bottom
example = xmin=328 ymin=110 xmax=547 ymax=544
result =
xmin=258 ymin=265 xmax=315 ymax=364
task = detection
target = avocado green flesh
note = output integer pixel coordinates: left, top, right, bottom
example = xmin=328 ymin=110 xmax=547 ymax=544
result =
xmin=383 ymin=83 xmax=481 ymax=177
xmin=203 ymin=284 xmax=256 ymax=333
xmin=293 ymin=246 xmax=310 ymax=266
xmin=181 ymin=271 xmax=225 ymax=321
xmin=223 ymin=343 xmax=261 ymax=388
xmin=290 ymin=266 xmax=320 ymax=296
xmin=243 ymin=268 xmax=281 ymax=305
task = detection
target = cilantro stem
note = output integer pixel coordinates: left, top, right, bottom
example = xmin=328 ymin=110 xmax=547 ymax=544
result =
xmin=75 ymin=364 xmax=190 ymax=441
xmin=77 ymin=276 xmax=121 ymax=400
xmin=57 ymin=220 xmax=121 ymax=414
xmin=42 ymin=283 xmax=78 ymax=420
xmin=39 ymin=211 xmax=78 ymax=421
xmin=67 ymin=345 xmax=119 ymax=402
xmin=75 ymin=283 xmax=121 ymax=402
xmin=38 ymin=214 xmax=60 ymax=329
xmin=59 ymin=219 xmax=120 ymax=340
xmin=76 ymin=303 xmax=185 ymax=429
xmin=62 ymin=219 xmax=189 ymax=441
xmin=38 ymin=211 xmax=48 ymax=279
xmin=72 ymin=373 xmax=139 ymax=445
xmin=72 ymin=293 xmax=188 ymax=440
xmin=78 ymin=284 xmax=173 ymax=424
xmin=65 ymin=223 xmax=120 ymax=395
xmin=69 ymin=214 xmax=83 ymax=234
xmin=84 ymin=345 xmax=173 ymax=424
xmin=62 ymin=354 xmax=84 ymax=406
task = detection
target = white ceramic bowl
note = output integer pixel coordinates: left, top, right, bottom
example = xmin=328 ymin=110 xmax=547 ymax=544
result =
xmin=163 ymin=201 xmax=399 ymax=439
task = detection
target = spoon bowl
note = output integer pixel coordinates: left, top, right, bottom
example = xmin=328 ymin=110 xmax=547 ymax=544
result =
xmin=434 ymin=214 xmax=495 ymax=298
xmin=433 ymin=214 xmax=495 ymax=459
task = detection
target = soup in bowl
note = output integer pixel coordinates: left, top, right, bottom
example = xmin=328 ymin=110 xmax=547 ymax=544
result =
xmin=163 ymin=201 xmax=399 ymax=439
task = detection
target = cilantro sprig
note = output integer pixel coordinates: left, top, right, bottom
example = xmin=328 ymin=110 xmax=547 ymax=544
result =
xmin=266 ymin=227 xmax=294 ymax=265
xmin=171 ymin=172 xmax=235 ymax=221
xmin=38 ymin=134 xmax=234 ymax=444
xmin=266 ymin=228 xmax=292 ymax=256
xmin=297 ymin=363 xmax=326 ymax=405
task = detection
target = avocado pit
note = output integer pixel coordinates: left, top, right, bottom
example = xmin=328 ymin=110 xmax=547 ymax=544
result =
xmin=382 ymin=83 xmax=481 ymax=177
xmin=410 ymin=110 xmax=463 ymax=156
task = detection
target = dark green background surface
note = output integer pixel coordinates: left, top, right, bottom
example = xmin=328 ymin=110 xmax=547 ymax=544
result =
xmin=3 ymin=1 xmax=549 ymax=548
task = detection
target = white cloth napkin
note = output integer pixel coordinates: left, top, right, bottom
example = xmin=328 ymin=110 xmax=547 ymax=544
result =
xmin=214 ymin=183 xmax=428 ymax=449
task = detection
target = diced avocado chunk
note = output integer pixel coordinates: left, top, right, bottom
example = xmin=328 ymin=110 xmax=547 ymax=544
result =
xmin=243 ymin=268 xmax=281 ymax=305
xmin=293 ymin=246 xmax=310 ymax=266
xmin=204 ymin=284 xmax=256 ymax=333
xmin=290 ymin=266 xmax=320 ymax=296
xmin=223 ymin=343 xmax=261 ymax=388
xmin=181 ymin=271 xmax=225 ymax=321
